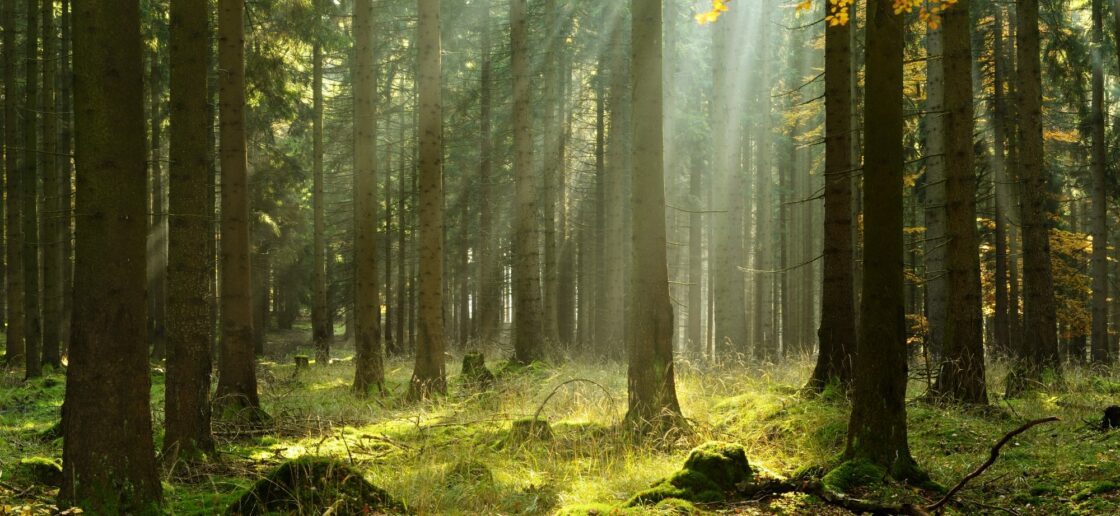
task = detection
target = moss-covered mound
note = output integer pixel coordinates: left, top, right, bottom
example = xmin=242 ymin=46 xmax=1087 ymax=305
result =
xmin=227 ymin=458 xmax=404 ymax=515
xmin=558 ymin=498 xmax=708 ymax=515
xmin=501 ymin=418 xmax=554 ymax=448
xmin=445 ymin=459 xmax=494 ymax=485
xmin=626 ymin=441 xmax=752 ymax=507
xmin=460 ymin=352 xmax=496 ymax=390
xmin=15 ymin=457 xmax=63 ymax=487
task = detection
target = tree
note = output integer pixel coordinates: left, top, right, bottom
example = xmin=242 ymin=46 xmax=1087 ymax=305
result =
xmin=1008 ymin=0 xmax=1059 ymax=394
xmin=312 ymin=0 xmax=333 ymax=365
xmin=148 ymin=45 xmax=168 ymax=361
xmin=41 ymin=0 xmax=62 ymax=369
xmin=923 ymin=20 xmax=947 ymax=362
xmin=808 ymin=0 xmax=855 ymax=391
xmin=23 ymin=0 xmax=43 ymax=379
xmin=625 ymin=0 xmax=682 ymax=431
xmin=409 ymin=0 xmax=446 ymax=397
xmin=215 ymin=0 xmax=262 ymax=417
xmin=841 ymin=0 xmax=924 ymax=482
xmin=353 ymin=0 xmax=385 ymax=395
xmin=1089 ymin=0 xmax=1109 ymax=364
xmin=62 ymin=0 xmax=161 ymax=509
xmin=164 ymin=0 xmax=215 ymax=460
xmin=473 ymin=0 xmax=500 ymax=344
xmin=511 ymin=0 xmax=543 ymax=364
xmin=2 ymin=0 xmax=23 ymax=368
xmin=930 ymin=0 xmax=987 ymax=404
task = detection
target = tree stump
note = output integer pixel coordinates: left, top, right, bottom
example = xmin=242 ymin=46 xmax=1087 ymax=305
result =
xmin=460 ymin=352 xmax=495 ymax=389
xmin=294 ymin=355 xmax=310 ymax=369
xmin=1103 ymin=406 xmax=1120 ymax=430
xmin=503 ymin=418 xmax=553 ymax=448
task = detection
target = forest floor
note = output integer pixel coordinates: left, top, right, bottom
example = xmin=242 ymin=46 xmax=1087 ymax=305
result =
xmin=3 ymin=328 xmax=1120 ymax=515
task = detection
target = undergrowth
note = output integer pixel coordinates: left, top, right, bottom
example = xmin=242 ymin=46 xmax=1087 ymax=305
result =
xmin=2 ymin=334 xmax=1120 ymax=514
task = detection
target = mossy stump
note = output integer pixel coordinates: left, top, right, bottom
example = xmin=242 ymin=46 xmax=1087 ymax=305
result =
xmin=1102 ymin=405 xmax=1120 ymax=430
xmin=626 ymin=441 xmax=752 ymax=507
xmin=460 ymin=352 xmax=495 ymax=390
xmin=503 ymin=418 xmax=553 ymax=447
xmin=445 ymin=459 xmax=494 ymax=485
xmin=227 ymin=458 xmax=403 ymax=515
xmin=16 ymin=457 xmax=63 ymax=487
xmin=294 ymin=355 xmax=310 ymax=369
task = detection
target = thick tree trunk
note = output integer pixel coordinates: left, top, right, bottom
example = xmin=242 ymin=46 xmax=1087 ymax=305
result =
xmin=164 ymin=0 xmax=215 ymax=460
xmin=809 ymin=1 xmax=856 ymax=391
xmin=1 ymin=0 xmax=22 ymax=368
xmin=931 ymin=0 xmax=987 ymax=404
xmin=1008 ymin=0 xmax=1060 ymax=394
xmin=625 ymin=0 xmax=682 ymax=431
xmin=23 ymin=0 xmax=42 ymax=379
xmin=41 ymin=0 xmax=61 ymax=369
xmin=353 ymin=0 xmax=384 ymax=395
xmin=1090 ymin=0 xmax=1110 ymax=364
xmin=62 ymin=0 xmax=162 ymax=508
xmin=511 ymin=0 xmax=543 ymax=364
xmin=409 ymin=0 xmax=445 ymax=397
xmin=215 ymin=0 xmax=261 ymax=415
xmin=312 ymin=3 xmax=332 ymax=365
xmin=844 ymin=0 xmax=923 ymax=482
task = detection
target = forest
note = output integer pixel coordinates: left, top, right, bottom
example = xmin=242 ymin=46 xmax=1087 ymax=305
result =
xmin=3 ymin=0 xmax=1120 ymax=513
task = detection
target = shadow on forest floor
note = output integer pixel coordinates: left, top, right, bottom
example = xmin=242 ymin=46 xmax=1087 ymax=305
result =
xmin=3 ymin=328 xmax=1120 ymax=514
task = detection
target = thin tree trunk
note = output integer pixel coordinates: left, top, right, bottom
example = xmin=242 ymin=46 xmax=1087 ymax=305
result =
xmin=149 ymin=47 xmax=168 ymax=362
xmin=396 ymin=106 xmax=407 ymax=350
xmin=23 ymin=0 xmax=42 ymax=379
xmin=312 ymin=0 xmax=332 ymax=365
xmin=215 ymin=0 xmax=261 ymax=416
xmin=409 ymin=0 xmax=445 ymax=397
xmin=41 ymin=0 xmax=61 ymax=369
xmin=59 ymin=0 xmax=73 ymax=352
xmin=165 ymin=0 xmax=215 ymax=460
xmin=62 ymin=0 xmax=161 ymax=508
xmin=808 ymin=0 xmax=855 ymax=391
xmin=474 ymin=0 xmax=498 ymax=344
xmin=1090 ymin=0 xmax=1110 ymax=364
xmin=924 ymin=24 xmax=947 ymax=361
xmin=991 ymin=6 xmax=1011 ymax=357
xmin=1 ymin=0 xmax=22 ymax=367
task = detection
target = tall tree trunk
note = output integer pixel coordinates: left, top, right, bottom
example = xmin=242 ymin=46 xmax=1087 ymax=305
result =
xmin=931 ymin=0 xmax=987 ymax=404
xmin=62 ymin=0 xmax=161 ymax=508
xmin=593 ymin=60 xmax=607 ymax=355
xmin=164 ymin=0 xmax=215 ymax=460
xmin=215 ymin=0 xmax=261 ymax=416
xmin=843 ymin=0 xmax=923 ymax=482
xmin=353 ymin=0 xmax=384 ymax=395
xmin=1 ymin=0 xmax=21 ymax=367
xmin=410 ymin=0 xmax=445 ymax=397
xmin=59 ymin=0 xmax=73 ymax=351
xmin=808 ymin=0 xmax=855 ymax=391
xmin=923 ymin=24 xmax=947 ymax=361
xmin=312 ymin=1 xmax=332 ymax=365
xmin=511 ymin=0 xmax=543 ymax=364
xmin=396 ymin=107 xmax=407 ymax=350
xmin=1090 ymin=0 xmax=1110 ymax=364
xmin=474 ymin=0 xmax=498 ymax=344
xmin=41 ymin=0 xmax=61 ymax=369
xmin=148 ymin=47 xmax=168 ymax=362
xmin=1008 ymin=0 xmax=1059 ymax=395
xmin=541 ymin=0 xmax=561 ymax=346
xmin=991 ymin=5 xmax=1011 ymax=357
xmin=23 ymin=0 xmax=42 ymax=379
xmin=625 ymin=0 xmax=681 ymax=431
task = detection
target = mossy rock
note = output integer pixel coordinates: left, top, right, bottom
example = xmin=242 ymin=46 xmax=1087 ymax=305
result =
xmin=681 ymin=442 xmax=751 ymax=490
xmin=502 ymin=418 xmax=553 ymax=447
xmin=821 ymin=459 xmax=886 ymax=492
xmin=444 ymin=459 xmax=493 ymax=485
xmin=627 ymin=469 xmax=725 ymax=506
xmin=227 ymin=458 xmax=404 ymax=515
xmin=460 ymin=352 xmax=495 ymax=390
xmin=16 ymin=457 xmax=63 ymax=487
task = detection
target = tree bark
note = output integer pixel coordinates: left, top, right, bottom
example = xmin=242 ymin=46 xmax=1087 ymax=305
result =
xmin=1008 ymin=0 xmax=1060 ymax=394
xmin=23 ymin=0 xmax=42 ymax=379
xmin=844 ymin=0 xmax=923 ymax=482
xmin=809 ymin=0 xmax=856 ymax=391
xmin=215 ymin=0 xmax=261 ymax=416
xmin=923 ymin=24 xmax=947 ymax=361
xmin=931 ymin=0 xmax=987 ymax=404
xmin=62 ymin=0 xmax=161 ymax=508
xmin=511 ymin=0 xmax=543 ymax=364
xmin=625 ymin=0 xmax=682 ymax=431
xmin=164 ymin=0 xmax=215 ymax=460
xmin=409 ymin=0 xmax=445 ymax=397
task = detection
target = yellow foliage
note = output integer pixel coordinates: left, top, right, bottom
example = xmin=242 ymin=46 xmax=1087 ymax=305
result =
xmin=695 ymin=0 xmax=731 ymax=25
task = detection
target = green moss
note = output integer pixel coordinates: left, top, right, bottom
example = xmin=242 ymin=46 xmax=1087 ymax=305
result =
xmin=554 ymin=503 xmax=628 ymax=515
xmin=445 ymin=460 xmax=494 ymax=485
xmin=627 ymin=469 xmax=724 ymax=506
xmin=1073 ymin=481 xmax=1120 ymax=501
xmin=653 ymin=497 xmax=708 ymax=515
xmin=681 ymin=441 xmax=751 ymax=490
xmin=821 ymin=459 xmax=886 ymax=492
xmin=227 ymin=457 xmax=404 ymax=515
xmin=16 ymin=457 xmax=62 ymax=487
xmin=1029 ymin=482 xmax=1060 ymax=496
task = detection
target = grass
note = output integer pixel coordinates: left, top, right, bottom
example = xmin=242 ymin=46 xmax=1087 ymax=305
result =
xmin=3 ymin=335 xmax=1120 ymax=514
